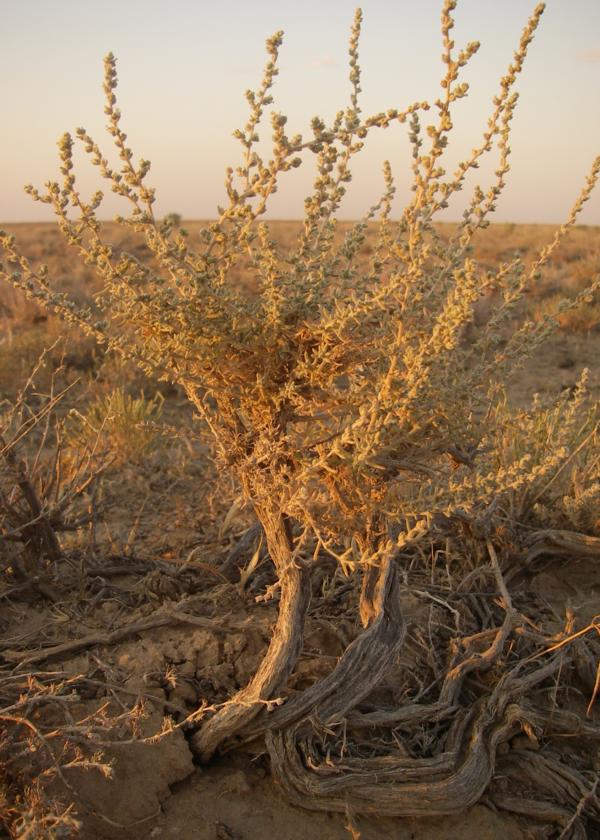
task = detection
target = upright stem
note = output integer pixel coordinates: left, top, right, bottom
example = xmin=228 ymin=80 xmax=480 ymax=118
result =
xmin=241 ymin=544 xmax=404 ymax=742
xmin=190 ymin=503 xmax=311 ymax=762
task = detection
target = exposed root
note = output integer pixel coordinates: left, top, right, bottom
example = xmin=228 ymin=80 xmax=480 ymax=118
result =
xmin=242 ymin=547 xmax=403 ymax=741
xmin=265 ymin=650 xmax=569 ymax=817
xmin=190 ymin=518 xmax=600 ymax=828
xmin=266 ymin=702 xmax=524 ymax=816
xmin=248 ymin=531 xmax=600 ymax=828
xmin=190 ymin=551 xmax=311 ymax=762
xmin=523 ymin=528 xmax=600 ymax=565
xmin=494 ymin=751 xmax=600 ymax=838
xmin=3 ymin=610 xmax=242 ymax=668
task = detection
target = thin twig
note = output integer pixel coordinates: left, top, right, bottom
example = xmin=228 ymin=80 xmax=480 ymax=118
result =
xmin=4 ymin=611 xmax=248 ymax=667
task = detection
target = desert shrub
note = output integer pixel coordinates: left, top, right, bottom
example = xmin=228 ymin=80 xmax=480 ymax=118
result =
xmin=2 ymin=0 xmax=600 ymax=831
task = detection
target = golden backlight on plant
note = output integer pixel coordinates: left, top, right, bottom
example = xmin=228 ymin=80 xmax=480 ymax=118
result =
xmin=2 ymin=0 xmax=600 ymax=831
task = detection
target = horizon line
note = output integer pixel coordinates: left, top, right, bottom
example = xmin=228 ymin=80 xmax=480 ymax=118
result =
xmin=2 ymin=218 xmax=599 ymax=228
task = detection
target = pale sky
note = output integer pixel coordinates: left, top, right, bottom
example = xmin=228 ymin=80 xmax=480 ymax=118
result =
xmin=2 ymin=0 xmax=599 ymax=224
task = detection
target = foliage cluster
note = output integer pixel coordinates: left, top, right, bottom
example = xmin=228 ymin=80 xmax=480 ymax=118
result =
xmin=2 ymin=3 xmax=598 ymax=566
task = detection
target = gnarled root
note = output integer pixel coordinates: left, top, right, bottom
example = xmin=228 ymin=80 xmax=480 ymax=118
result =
xmin=190 ymin=557 xmax=310 ymax=761
xmin=190 ymin=509 xmax=311 ymax=762
xmin=493 ymin=750 xmax=600 ymax=839
xmin=265 ymin=658 xmax=568 ymax=817
xmin=259 ymin=533 xmax=596 ymax=821
xmin=242 ymin=547 xmax=404 ymax=741
xmin=192 ymin=517 xmax=599 ymax=829
xmin=266 ymin=703 xmax=523 ymax=816
xmin=524 ymin=528 xmax=600 ymax=564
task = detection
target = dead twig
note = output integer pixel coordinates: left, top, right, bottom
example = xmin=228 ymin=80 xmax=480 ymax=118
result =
xmin=3 ymin=610 xmax=248 ymax=667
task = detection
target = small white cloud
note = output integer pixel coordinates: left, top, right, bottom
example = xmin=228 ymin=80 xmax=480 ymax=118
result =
xmin=578 ymin=48 xmax=600 ymax=62
xmin=310 ymin=53 xmax=338 ymax=69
